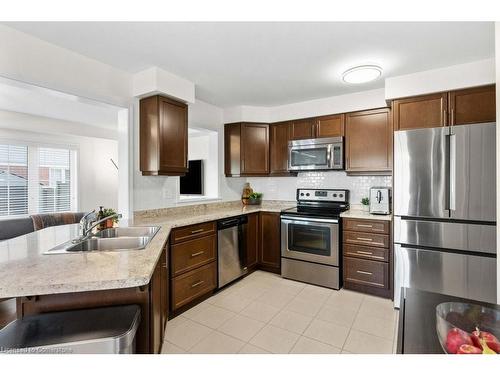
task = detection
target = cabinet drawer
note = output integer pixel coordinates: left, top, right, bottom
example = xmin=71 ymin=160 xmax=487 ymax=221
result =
xmin=343 ymin=244 xmax=389 ymax=262
xmin=343 ymin=218 xmax=390 ymax=234
xmin=171 ymin=262 xmax=216 ymax=310
xmin=171 ymin=222 xmax=216 ymax=244
xmin=171 ymin=234 xmax=216 ymax=277
xmin=343 ymin=257 xmax=388 ymax=289
xmin=343 ymin=231 xmax=389 ymax=248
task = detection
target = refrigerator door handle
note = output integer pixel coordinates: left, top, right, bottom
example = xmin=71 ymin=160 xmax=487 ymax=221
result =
xmin=449 ymin=133 xmax=456 ymax=211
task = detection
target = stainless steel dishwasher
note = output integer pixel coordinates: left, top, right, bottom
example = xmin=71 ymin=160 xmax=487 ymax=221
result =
xmin=217 ymin=215 xmax=248 ymax=288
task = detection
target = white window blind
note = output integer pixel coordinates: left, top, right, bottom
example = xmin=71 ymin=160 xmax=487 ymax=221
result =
xmin=0 ymin=145 xmax=29 ymax=216
xmin=0 ymin=143 xmax=77 ymax=218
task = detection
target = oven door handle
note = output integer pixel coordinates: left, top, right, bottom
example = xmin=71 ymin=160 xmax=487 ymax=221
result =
xmin=281 ymin=215 xmax=339 ymax=224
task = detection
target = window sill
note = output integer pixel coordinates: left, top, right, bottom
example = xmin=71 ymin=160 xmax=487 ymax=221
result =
xmin=177 ymin=196 xmax=222 ymax=204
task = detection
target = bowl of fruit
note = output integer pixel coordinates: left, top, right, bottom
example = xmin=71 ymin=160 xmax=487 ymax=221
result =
xmin=436 ymin=302 xmax=500 ymax=354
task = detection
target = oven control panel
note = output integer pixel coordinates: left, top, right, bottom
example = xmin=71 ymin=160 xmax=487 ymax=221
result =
xmin=296 ymin=189 xmax=349 ymax=203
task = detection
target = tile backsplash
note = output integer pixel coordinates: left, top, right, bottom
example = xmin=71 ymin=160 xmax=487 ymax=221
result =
xmin=246 ymin=171 xmax=392 ymax=205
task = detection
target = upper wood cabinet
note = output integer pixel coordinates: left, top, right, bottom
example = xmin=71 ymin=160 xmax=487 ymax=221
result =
xmin=449 ymin=85 xmax=496 ymax=125
xmin=140 ymin=95 xmax=188 ymax=176
xmin=345 ymin=108 xmax=392 ymax=174
xmin=393 ymin=84 xmax=496 ymax=131
xmin=392 ymin=92 xmax=448 ymax=131
xmin=316 ymin=114 xmax=345 ymax=138
xmin=224 ymin=122 xmax=270 ymax=177
xmin=270 ymin=121 xmax=292 ymax=175
xmin=289 ymin=118 xmax=316 ymax=140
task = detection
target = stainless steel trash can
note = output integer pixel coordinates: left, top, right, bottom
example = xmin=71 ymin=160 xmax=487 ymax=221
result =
xmin=0 ymin=304 xmax=141 ymax=354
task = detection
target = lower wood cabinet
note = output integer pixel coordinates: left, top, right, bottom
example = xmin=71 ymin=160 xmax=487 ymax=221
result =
xmin=258 ymin=211 xmax=281 ymax=273
xmin=342 ymin=218 xmax=392 ymax=299
xmin=169 ymin=222 xmax=218 ymax=315
xmin=246 ymin=212 xmax=259 ymax=268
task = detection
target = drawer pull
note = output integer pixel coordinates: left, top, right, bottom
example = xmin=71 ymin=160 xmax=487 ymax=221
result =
xmin=191 ymin=229 xmax=204 ymax=234
xmin=190 ymin=251 xmax=205 ymax=257
xmin=191 ymin=280 xmax=205 ymax=288
xmin=357 ymin=224 xmax=373 ymax=228
xmin=356 ymin=270 xmax=373 ymax=276
xmin=356 ymin=250 xmax=373 ymax=255
xmin=356 ymin=237 xmax=373 ymax=241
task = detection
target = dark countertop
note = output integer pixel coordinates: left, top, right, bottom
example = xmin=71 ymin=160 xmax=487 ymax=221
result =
xmin=397 ymin=288 xmax=500 ymax=354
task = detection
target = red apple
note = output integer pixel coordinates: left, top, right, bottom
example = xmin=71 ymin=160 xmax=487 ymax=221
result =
xmin=470 ymin=330 xmax=499 ymax=349
xmin=457 ymin=344 xmax=482 ymax=354
xmin=485 ymin=341 xmax=500 ymax=354
xmin=446 ymin=328 xmax=473 ymax=354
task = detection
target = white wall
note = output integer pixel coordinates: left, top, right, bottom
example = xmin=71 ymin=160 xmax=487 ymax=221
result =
xmin=385 ymin=58 xmax=495 ymax=100
xmin=495 ymin=23 xmax=500 ymax=304
xmin=0 ymin=111 xmax=119 ymax=212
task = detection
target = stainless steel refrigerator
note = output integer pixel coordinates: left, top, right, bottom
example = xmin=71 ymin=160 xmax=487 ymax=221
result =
xmin=394 ymin=122 xmax=497 ymax=308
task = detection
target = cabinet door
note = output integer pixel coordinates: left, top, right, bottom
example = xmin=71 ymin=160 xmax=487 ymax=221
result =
xmin=241 ymin=123 xmax=270 ymax=175
xmin=159 ymin=97 xmax=188 ymax=174
xmin=316 ymin=114 xmax=344 ymax=138
xmin=246 ymin=213 xmax=259 ymax=268
xmin=160 ymin=247 xmax=168 ymax=334
xmin=289 ymin=119 xmax=316 ymax=140
xmin=259 ymin=212 xmax=281 ymax=273
xmin=270 ymin=122 xmax=291 ymax=175
xmin=393 ymin=93 xmax=447 ymax=131
xmin=345 ymin=108 xmax=392 ymax=173
xmin=224 ymin=123 xmax=241 ymax=177
xmin=150 ymin=259 xmax=163 ymax=354
xmin=449 ymin=85 xmax=496 ymax=126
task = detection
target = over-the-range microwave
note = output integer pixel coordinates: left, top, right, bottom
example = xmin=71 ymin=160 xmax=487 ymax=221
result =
xmin=288 ymin=137 xmax=344 ymax=171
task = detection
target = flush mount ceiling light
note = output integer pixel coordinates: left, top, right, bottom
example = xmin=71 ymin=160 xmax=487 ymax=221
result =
xmin=342 ymin=65 xmax=382 ymax=84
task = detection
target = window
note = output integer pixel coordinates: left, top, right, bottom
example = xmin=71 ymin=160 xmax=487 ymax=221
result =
xmin=0 ymin=143 xmax=77 ymax=218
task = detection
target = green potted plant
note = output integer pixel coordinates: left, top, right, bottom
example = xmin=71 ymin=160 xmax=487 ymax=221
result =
xmin=248 ymin=192 xmax=263 ymax=205
xmin=102 ymin=208 xmax=119 ymax=229
xmin=361 ymin=197 xmax=370 ymax=212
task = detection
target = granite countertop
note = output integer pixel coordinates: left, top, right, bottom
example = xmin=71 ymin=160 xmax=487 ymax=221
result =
xmin=340 ymin=208 xmax=392 ymax=221
xmin=0 ymin=201 xmax=294 ymax=299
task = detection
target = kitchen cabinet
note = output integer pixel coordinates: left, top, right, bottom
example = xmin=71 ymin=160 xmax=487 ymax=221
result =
xmin=246 ymin=213 xmax=259 ymax=269
xmin=140 ymin=95 xmax=188 ymax=176
xmin=449 ymin=85 xmax=496 ymax=125
xmin=270 ymin=121 xmax=292 ymax=175
xmin=258 ymin=212 xmax=281 ymax=273
xmin=169 ymin=222 xmax=217 ymax=315
xmin=288 ymin=118 xmax=316 ymax=140
xmin=393 ymin=84 xmax=496 ymax=130
xmin=315 ymin=114 xmax=345 ymax=138
xmin=392 ymin=92 xmax=448 ymax=130
xmin=224 ymin=122 xmax=270 ymax=177
xmin=342 ymin=218 xmax=391 ymax=299
xmin=345 ymin=108 xmax=392 ymax=174
xmin=150 ymin=252 xmax=163 ymax=354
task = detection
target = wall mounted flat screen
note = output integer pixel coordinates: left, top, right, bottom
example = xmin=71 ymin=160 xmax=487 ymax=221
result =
xmin=180 ymin=160 xmax=203 ymax=195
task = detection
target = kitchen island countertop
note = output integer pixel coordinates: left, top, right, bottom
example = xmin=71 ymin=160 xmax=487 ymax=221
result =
xmin=0 ymin=201 xmax=294 ymax=299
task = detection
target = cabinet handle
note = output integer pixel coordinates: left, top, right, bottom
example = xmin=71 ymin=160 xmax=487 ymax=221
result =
xmin=356 ymin=250 xmax=373 ymax=255
xmin=191 ymin=229 xmax=204 ymax=234
xmin=190 ymin=251 xmax=205 ymax=258
xmin=356 ymin=237 xmax=373 ymax=241
xmin=191 ymin=280 xmax=205 ymax=288
xmin=451 ymin=108 xmax=455 ymax=126
xmin=356 ymin=224 xmax=373 ymax=228
xmin=356 ymin=270 xmax=373 ymax=276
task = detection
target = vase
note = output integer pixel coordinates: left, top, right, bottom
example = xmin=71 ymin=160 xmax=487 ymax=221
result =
xmin=362 ymin=205 xmax=369 ymax=212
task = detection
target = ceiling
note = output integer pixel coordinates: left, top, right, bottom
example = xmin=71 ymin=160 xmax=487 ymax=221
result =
xmin=4 ymin=22 xmax=495 ymax=107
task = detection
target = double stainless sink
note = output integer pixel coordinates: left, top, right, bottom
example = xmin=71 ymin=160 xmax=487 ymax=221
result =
xmin=45 ymin=226 xmax=160 ymax=254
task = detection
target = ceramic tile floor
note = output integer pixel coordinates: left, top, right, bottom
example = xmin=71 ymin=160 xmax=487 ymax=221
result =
xmin=162 ymin=271 xmax=399 ymax=354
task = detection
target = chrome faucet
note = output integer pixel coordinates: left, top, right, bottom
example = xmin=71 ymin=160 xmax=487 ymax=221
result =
xmin=74 ymin=210 xmax=121 ymax=242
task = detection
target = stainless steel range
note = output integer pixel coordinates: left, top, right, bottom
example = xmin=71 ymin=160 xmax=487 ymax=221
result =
xmin=281 ymin=188 xmax=349 ymax=289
